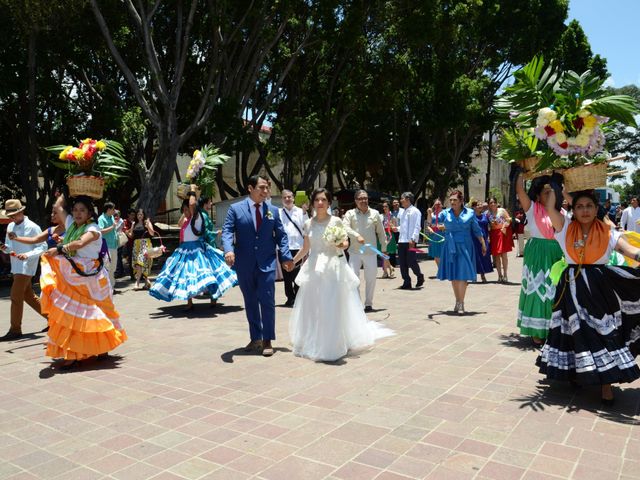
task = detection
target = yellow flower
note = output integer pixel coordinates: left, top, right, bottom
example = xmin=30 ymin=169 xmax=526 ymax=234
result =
xmin=81 ymin=138 xmax=92 ymax=144
xmin=73 ymin=148 xmax=84 ymax=161
xmin=581 ymin=126 xmax=595 ymax=136
xmin=578 ymin=109 xmax=591 ymax=118
xmin=96 ymin=140 xmax=107 ymax=151
xmin=549 ymin=120 xmax=564 ymax=132
xmin=59 ymin=146 xmax=72 ymax=160
xmin=555 ymin=132 xmax=567 ymax=144
xmin=575 ymin=134 xmax=590 ymax=147
xmin=583 ymin=115 xmax=597 ymax=128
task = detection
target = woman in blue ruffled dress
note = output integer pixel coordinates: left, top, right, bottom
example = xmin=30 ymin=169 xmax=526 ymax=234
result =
xmin=471 ymin=200 xmax=493 ymax=282
xmin=434 ymin=190 xmax=487 ymax=314
xmin=150 ymin=191 xmax=237 ymax=310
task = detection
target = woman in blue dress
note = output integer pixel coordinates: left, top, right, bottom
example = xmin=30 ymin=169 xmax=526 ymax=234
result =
xmin=425 ymin=199 xmax=444 ymax=267
xmin=433 ymin=191 xmax=487 ymax=314
xmin=470 ymin=200 xmax=493 ymax=282
xmin=150 ymin=191 xmax=237 ymax=310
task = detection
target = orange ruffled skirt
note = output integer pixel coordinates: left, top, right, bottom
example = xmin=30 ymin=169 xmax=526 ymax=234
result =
xmin=40 ymin=255 xmax=127 ymax=360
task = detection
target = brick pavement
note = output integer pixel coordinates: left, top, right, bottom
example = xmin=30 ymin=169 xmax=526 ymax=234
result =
xmin=0 ymin=255 xmax=638 ymax=480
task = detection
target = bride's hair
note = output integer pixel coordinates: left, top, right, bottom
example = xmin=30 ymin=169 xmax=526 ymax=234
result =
xmin=311 ymin=188 xmax=332 ymax=204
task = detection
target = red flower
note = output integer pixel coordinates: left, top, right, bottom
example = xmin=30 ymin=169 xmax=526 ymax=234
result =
xmin=573 ymin=117 xmax=584 ymax=130
xmin=544 ymin=125 xmax=556 ymax=136
xmin=559 ymin=142 xmax=568 ymax=149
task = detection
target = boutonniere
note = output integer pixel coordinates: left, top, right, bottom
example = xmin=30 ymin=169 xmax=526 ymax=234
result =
xmin=266 ymin=210 xmax=274 ymax=220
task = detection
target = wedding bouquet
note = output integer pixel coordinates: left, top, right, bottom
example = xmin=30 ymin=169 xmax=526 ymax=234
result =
xmin=322 ymin=224 xmax=348 ymax=247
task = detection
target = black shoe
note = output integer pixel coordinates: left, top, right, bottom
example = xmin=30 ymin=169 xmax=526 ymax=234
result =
xmin=58 ymin=360 xmax=79 ymax=371
xmin=601 ymin=397 xmax=615 ymax=407
xmin=284 ymin=299 xmax=295 ymax=308
xmin=416 ymin=276 xmax=425 ymax=287
xmin=40 ymin=326 xmax=49 ymax=333
xmin=399 ymin=284 xmax=412 ymax=290
xmin=0 ymin=331 xmax=23 ymax=342
xmin=364 ymin=305 xmax=373 ymax=313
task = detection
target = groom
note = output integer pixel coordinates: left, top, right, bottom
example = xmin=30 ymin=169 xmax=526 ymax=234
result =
xmin=222 ymin=175 xmax=294 ymax=357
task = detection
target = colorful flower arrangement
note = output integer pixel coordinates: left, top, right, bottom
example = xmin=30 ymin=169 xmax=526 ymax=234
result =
xmin=534 ymin=102 xmax=607 ymax=156
xmin=46 ymin=138 xmax=129 ymax=183
xmin=181 ymin=144 xmax=229 ymax=198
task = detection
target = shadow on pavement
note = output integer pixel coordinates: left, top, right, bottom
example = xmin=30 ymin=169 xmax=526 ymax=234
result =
xmin=427 ymin=310 xmax=487 ymax=320
xmin=149 ymin=303 xmax=243 ymax=319
xmin=39 ymin=354 xmax=124 ymax=379
xmin=498 ymin=333 xmax=541 ymax=352
xmin=514 ymin=381 xmax=640 ymax=425
xmin=2 ymin=332 xmax=48 ymax=353
xmin=220 ymin=346 xmax=292 ymax=364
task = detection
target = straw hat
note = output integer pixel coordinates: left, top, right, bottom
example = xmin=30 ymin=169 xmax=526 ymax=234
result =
xmin=1 ymin=199 xmax=26 ymax=217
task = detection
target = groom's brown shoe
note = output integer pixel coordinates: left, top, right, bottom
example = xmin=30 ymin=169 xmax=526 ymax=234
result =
xmin=244 ymin=340 xmax=263 ymax=352
xmin=262 ymin=341 xmax=274 ymax=357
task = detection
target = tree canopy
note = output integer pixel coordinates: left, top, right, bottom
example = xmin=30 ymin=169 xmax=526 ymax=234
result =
xmin=0 ymin=0 xmax=620 ymax=221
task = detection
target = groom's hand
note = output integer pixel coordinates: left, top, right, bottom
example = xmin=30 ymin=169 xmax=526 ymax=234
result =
xmin=224 ymin=251 xmax=235 ymax=267
xmin=282 ymin=260 xmax=294 ymax=272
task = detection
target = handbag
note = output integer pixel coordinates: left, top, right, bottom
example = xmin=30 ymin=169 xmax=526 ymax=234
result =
xmin=117 ymin=231 xmax=128 ymax=248
xmin=144 ymin=231 xmax=166 ymax=259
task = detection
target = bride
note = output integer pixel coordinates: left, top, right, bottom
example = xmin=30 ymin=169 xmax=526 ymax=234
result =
xmin=290 ymin=188 xmax=394 ymax=361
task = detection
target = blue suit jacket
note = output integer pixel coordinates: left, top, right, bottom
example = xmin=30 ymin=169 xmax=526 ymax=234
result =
xmin=222 ymin=198 xmax=292 ymax=274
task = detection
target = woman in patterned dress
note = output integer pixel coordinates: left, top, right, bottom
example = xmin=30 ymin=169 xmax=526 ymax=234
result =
xmin=128 ymin=208 xmax=155 ymax=290
xmin=539 ymin=189 xmax=640 ymax=406
xmin=487 ymin=197 xmax=513 ymax=283
xmin=515 ymin=173 xmax=564 ymax=346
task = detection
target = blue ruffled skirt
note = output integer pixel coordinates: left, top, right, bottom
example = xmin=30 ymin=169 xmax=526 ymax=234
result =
xmin=149 ymin=240 xmax=237 ymax=301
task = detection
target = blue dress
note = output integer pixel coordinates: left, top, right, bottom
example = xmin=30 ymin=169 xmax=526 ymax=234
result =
xmin=436 ymin=207 xmax=482 ymax=282
xmin=473 ymin=213 xmax=493 ymax=275
xmin=427 ymin=216 xmax=444 ymax=259
xmin=149 ymin=216 xmax=237 ymax=301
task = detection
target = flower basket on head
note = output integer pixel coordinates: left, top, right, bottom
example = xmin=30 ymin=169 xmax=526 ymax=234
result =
xmin=66 ymin=176 xmax=105 ymax=199
xmin=46 ymin=138 xmax=129 ymax=199
xmin=184 ymin=145 xmax=229 ymax=198
xmin=495 ymin=56 xmax=639 ymax=188
xmin=562 ymin=163 xmax=607 ymax=192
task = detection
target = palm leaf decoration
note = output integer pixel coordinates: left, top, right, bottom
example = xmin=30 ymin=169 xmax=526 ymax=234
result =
xmin=187 ymin=144 xmax=230 ymax=198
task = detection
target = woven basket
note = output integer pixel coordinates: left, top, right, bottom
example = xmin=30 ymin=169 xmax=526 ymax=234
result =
xmin=517 ymin=157 xmax=543 ymax=179
xmin=563 ymin=163 xmax=607 ymax=192
xmin=177 ymin=183 xmax=200 ymax=200
xmin=67 ymin=176 xmax=105 ymax=199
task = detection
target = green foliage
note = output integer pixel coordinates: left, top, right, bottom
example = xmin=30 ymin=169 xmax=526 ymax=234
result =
xmin=186 ymin=145 xmax=230 ymax=198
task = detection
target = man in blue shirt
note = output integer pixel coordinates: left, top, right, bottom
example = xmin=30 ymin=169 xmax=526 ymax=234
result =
xmin=0 ymin=199 xmax=47 ymax=341
xmin=98 ymin=202 xmax=118 ymax=293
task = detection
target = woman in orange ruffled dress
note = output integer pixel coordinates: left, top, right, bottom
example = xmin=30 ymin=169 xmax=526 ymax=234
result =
xmin=41 ymin=196 xmax=127 ymax=370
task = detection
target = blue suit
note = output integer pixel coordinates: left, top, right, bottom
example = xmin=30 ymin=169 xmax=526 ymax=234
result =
xmin=222 ymin=198 xmax=292 ymax=341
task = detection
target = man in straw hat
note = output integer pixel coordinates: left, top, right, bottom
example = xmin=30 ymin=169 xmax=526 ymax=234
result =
xmin=0 ymin=199 xmax=48 ymax=341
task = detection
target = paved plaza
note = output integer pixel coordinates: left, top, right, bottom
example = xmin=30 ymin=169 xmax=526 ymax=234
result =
xmin=0 ymin=255 xmax=638 ymax=480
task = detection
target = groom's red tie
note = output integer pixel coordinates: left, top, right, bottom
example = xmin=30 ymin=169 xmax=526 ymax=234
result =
xmin=255 ymin=203 xmax=262 ymax=231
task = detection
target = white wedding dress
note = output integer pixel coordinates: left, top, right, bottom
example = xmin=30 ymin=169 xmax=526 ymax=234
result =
xmin=289 ymin=216 xmax=394 ymax=361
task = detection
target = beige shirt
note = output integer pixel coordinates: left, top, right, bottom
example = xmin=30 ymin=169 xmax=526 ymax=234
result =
xmin=342 ymin=207 xmax=387 ymax=255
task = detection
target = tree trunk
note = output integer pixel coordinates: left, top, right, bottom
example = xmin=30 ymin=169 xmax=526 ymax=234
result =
xmin=485 ymin=128 xmax=493 ymax=201
xmin=25 ymin=29 xmax=44 ymax=224
xmin=136 ymin=139 xmax=180 ymax=217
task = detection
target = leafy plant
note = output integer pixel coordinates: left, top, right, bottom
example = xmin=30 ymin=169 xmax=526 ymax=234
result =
xmin=185 ymin=144 xmax=230 ymax=198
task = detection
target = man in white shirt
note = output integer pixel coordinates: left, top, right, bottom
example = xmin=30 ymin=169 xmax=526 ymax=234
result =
xmin=395 ymin=192 xmax=424 ymax=290
xmin=0 ymin=200 xmax=47 ymax=341
xmin=279 ymin=190 xmax=308 ymax=307
xmin=620 ymin=197 xmax=640 ymax=233
xmin=343 ymin=190 xmax=387 ymax=312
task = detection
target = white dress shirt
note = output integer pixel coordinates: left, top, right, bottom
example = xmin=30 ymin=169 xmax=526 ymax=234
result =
xmin=398 ymin=205 xmax=422 ymax=243
xmin=4 ymin=216 xmax=46 ymax=276
xmin=620 ymin=206 xmax=640 ymax=233
xmin=279 ymin=205 xmax=308 ymax=250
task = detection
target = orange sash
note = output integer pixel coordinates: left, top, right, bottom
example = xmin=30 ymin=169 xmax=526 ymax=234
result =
xmin=565 ymin=219 xmax=609 ymax=264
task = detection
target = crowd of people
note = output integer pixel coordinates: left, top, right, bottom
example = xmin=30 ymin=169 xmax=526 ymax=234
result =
xmin=1 ymin=175 xmax=640 ymax=405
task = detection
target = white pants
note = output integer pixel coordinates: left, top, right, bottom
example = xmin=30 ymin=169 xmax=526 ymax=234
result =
xmin=348 ymin=252 xmax=378 ymax=307
xmin=107 ymin=248 xmax=117 ymax=291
